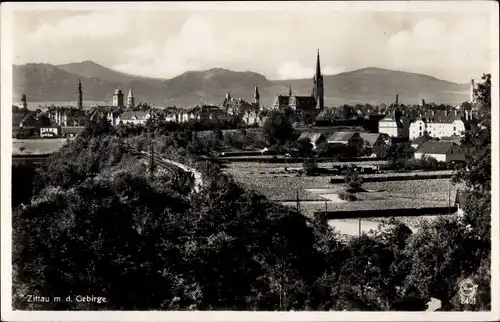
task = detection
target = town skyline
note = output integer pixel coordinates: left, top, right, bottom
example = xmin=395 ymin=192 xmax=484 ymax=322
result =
xmin=12 ymin=3 xmax=493 ymax=83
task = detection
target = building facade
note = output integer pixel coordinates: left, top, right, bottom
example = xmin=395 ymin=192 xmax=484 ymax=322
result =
xmin=409 ymin=110 xmax=471 ymax=140
xmin=378 ymin=110 xmax=410 ymax=138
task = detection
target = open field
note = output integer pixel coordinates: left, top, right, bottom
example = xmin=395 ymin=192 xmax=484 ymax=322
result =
xmin=327 ymin=214 xmax=449 ymax=237
xmin=12 ymin=138 xmax=70 ymax=155
xmin=225 ymin=162 xmax=459 ymax=219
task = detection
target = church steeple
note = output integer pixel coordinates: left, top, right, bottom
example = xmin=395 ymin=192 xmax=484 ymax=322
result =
xmin=127 ymin=88 xmax=135 ymax=108
xmin=77 ymin=78 xmax=83 ymax=109
xmin=253 ymin=85 xmax=260 ymax=105
xmin=312 ymin=49 xmax=324 ymax=110
xmin=288 ymin=84 xmax=293 ymax=97
xmin=315 ymin=49 xmax=321 ymax=79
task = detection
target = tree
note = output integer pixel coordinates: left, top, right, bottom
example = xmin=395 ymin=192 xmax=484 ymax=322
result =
xmin=340 ymin=105 xmax=356 ymax=120
xmin=262 ymin=111 xmax=294 ymax=145
xmin=297 ymin=138 xmax=313 ymax=156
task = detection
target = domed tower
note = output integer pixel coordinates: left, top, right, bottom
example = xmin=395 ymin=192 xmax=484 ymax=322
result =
xmin=253 ymin=85 xmax=260 ymax=106
xmin=127 ymin=88 xmax=135 ymax=108
xmin=77 ymin=78 xmax=83 ymax=109
xmin=113 ymin=89 xmax=124 ymax=108
xmin=21 ymin=94 xmax=27 ymax=110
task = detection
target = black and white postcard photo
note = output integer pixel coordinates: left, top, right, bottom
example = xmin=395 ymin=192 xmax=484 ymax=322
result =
xmin=1 ymin=1 xmax=498 ymax=321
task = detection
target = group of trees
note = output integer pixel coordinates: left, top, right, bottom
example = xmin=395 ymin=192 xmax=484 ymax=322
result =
xmin=11 ymin=75 xmax=491 ymax=311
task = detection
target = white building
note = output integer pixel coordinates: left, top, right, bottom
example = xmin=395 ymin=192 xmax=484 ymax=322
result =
xmin=409 ymin=110 xmax=471 ymax=140
xmin=378 ymin=111 xmax=410 ymax=138
xmin=117 ymin=110 xmax=152 ymax=125
xmin=414 ymin=141 xmax=466 ymax=162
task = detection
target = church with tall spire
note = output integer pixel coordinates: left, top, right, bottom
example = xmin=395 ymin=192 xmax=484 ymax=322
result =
xmin=272 ymin=49 xmax=325 ymax=113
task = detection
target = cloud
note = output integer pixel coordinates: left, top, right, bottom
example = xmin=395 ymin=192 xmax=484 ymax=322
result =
xmin=276 ymin=61 xmax=345 ymax=80
xmin=13 ymin=10 xmax=494 ymax=82
xmin=27 ymin=12 xmax=129 ymax=42
xmin=386 ymin=17 xmax=491 ymax=79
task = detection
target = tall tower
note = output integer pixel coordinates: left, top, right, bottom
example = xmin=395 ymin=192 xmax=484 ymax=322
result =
xmin=77 ymin=78 xmax=83 ymax=109
xmin=312 ymin=49 xmax=324 ymax=110
xmin=288 ymin=84 xmax=293 ymax=97
xmin=127 ymin=88 xmax=135 ymax=108
xmin=113 ymin=89 xmax=124 ymax=107
xmin=253 ymin=85 xmax=260 ymax=106
xmin=470 ymin=79 xmax=475 ymax=103
xmin=21 ymin=94 xmax=27 ymax=110
xmin=395 ymin=94 xmax=399 ymax=105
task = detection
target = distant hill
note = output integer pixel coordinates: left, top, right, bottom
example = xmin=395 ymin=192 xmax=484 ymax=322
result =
xmin=275 ymin=67 xmax=470 ymax=106
xmin=13 ymin=61 xmax=471 ymax=108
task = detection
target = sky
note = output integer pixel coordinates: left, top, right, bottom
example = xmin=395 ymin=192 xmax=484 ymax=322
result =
xmin=11 ymin=2 xmax=496 ymax=83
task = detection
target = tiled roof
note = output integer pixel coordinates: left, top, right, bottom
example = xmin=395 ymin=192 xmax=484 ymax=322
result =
xmin=439 ymin=136 xmax=463 ymax=145
xmin=274 ymin=95 xmax=290 ymax=106
xmin=359 ymin=133 xmax=381 ymax=146
xmin=120 ymin=110 xmax=150 ymax=120
xmin=61 ymin=126 xmax=85 ymax=134
xmin=327 ymin=131 xmax=358 ymax=143
xmin=292 ymin=96 xmax=316 ymax=109
xmin=411 ymin=136 xmax=432 ymax=145
xmin=298 ymin=132 xmax=325 ymax=143
xmin=415 ymin=141 xmax=457 ymax=154
xmin=422 ymin=110 xmax=462 ymax=124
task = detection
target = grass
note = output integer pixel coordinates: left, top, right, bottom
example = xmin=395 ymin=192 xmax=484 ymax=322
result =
xmin=12 ymin=138 xmax=70 ymax=155
xmin=226 ymin=162 xmax=458 ymax=215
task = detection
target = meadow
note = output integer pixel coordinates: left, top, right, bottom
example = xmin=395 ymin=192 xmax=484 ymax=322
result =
xmin=12 ymin=138 xmax=70 ymax=155
xmin=225 ymin=161 xmax=458 ymax=216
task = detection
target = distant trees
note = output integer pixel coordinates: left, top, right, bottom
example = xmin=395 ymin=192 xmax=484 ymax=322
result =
xmin=262 ymin=110 xmax=294 ymax=145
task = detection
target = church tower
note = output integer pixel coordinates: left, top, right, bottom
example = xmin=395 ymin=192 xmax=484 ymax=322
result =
xmin=113 ymin=89 xmax=124 ymax=108
xmin=77 ymin=78 xmax=83 ymax=109
xmin=312 ymin=49 xmax=324 ymax=110
xmin=253 ymin=85 xmax=260 ymax=106
xmin=127 ymin=88 xmax=135 ymax=108
xmin=288 ymin=84 xmax=293 ymax=97
xmin=21 ymin=94 xmax=27 ymax=110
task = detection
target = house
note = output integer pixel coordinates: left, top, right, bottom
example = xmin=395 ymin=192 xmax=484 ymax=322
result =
xmin=90 ymin=106 xmax=123 ymax=126
xmin=40 ymin=126 xmax=61 ymax=138
xmin=409 ymin=109 xmax=474 ymax=140
xmin=242 ymin=110 xmax=262 ymax=126
xmin=411 ymin=135 xmax=432 ymax=149
xmin=439 ymin=136 xmax=474 ymax=157
xmin=117 ymin=110 xmax=152 ymax=126
xmin=359 ymin=133 xmax=388 ymax=157
xmin=48 ymin=107 xmax=88 ymax=127
xmin=326 ymin=131 xmax=364 ymax=155
xmin=297 ymin=132 xmax=326 ymax=150
xmin=61 ymin=126 xmax=85 ymax=138
xmin=414 ymin=141 xmax=465 ymax=162
xmin=378 ymin=111 xmax=410 ymax=138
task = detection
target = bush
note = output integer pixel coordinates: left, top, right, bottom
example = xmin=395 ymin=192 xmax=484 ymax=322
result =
xmin=338 ymin=191 xmax=358 ymax=201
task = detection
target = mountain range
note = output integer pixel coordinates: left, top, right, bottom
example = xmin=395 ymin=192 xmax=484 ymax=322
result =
xmin=13 ymin=60 xmax=471 ymax=108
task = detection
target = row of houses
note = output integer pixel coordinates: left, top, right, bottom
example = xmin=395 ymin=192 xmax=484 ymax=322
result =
xmin=297 ymin=131 xmax=390 ymax=157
